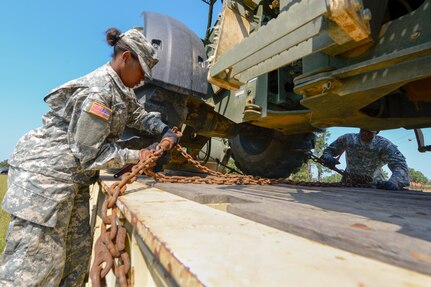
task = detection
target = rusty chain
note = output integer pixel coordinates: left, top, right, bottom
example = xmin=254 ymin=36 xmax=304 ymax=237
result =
xmin=307 ymin=153 xmax=373 ymax=187
xmin=153 ymin=145 xmax=373 ymax=188
xmin=90 ymin=144 xmax=166 ymax=287
xmin=90 ymin=131 xmax=374 ymax=286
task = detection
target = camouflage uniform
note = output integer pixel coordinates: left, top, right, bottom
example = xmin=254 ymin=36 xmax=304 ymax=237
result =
xmin=322 ymin=133 xmax=410 ymax=189
xmin=0 ymin=58 xmax=167 ymax=286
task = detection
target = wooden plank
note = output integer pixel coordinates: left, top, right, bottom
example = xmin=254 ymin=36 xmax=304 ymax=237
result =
xmin=106 ymin=178 xmax=431 ymax=287
xmin=155 ymin=182 xmax=431 ymax=276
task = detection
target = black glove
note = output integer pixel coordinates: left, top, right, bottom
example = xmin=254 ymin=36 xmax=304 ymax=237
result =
xmin=145 ymin=142 xmax=159 ymax=151
xmin=321 ymin=156 xmax=340 ymax=169
xmin=162 ymin=128 xmax=179 ymax=143
xmin=376 ymin=180 xmax=398 ymax=190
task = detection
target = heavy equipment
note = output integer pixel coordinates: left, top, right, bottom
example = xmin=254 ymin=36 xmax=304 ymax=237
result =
xmin=124 ymin=0 xmax=431 ymax=179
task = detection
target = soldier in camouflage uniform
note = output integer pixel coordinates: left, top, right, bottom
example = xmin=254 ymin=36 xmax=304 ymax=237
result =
xmin=0 ymin=28 xmax=178 ymax=286
xmin=321 ymin=128 xmax=410 ymax=190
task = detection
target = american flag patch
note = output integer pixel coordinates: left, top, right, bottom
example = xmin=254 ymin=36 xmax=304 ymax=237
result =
xmin=88 ymin=102 xmax=112 ymax=121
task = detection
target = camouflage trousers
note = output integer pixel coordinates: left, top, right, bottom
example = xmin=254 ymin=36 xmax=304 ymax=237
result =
xmin=0 ymin=174 xmax=92 ymax=287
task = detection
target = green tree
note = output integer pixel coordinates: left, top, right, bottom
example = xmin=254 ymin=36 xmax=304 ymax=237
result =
xmin=409 ymin=168 xmax=429 ymax=185
xmin=321 ymin=172 xmax=342 ymax=183
xmin=313 ymin=130 xmax=331 ymax=181
xmin=290 ymin=163 xmax=312 ymax=181
xmin=0 ymin=160 xmax=8 ymax=168
xmin=290 ymin=129 xmax=332 ymax=182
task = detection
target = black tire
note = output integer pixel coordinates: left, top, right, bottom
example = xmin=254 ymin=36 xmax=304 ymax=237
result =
xmin=229 ymin=127 xmax=315 ymax=178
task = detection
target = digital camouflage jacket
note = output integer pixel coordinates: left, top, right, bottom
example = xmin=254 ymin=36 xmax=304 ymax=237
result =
xmin=322 ymin=133 xmax=410 ymax=189
xmin=4 ymin=63 xmax=167 ymax=226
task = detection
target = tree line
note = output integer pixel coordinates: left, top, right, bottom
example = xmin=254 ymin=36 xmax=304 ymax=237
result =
xmin=0 ymin=160 xmax=8 ymax=169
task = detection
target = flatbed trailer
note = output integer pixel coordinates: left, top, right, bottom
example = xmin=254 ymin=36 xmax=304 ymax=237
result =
xmin=88 ymin=172 xmax=431 ymax=286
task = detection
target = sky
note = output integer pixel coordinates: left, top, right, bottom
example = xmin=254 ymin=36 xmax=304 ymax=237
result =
xmin=0 ymin=0 xmax=430 ymax=179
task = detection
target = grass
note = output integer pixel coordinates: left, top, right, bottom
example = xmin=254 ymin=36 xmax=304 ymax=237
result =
xmin=0 ymin=175 xmax=10 ymax=253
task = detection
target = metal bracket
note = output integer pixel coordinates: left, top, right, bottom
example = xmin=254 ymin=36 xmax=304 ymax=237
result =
xmin=414 ymin=128 xmax=431 ymax=153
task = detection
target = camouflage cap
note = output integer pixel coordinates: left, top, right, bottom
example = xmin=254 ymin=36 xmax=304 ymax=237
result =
xmin=120 ymin=28 xmax=159 ymax=80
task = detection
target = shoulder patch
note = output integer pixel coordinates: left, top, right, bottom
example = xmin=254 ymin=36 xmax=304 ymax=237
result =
xmin=88 ymin=102 xmax=112 ymax=121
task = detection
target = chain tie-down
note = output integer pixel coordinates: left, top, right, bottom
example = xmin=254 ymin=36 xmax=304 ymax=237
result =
xmin=90 ymin=139 xmax=171 ymax=287
xmin=90 ymin=129 xmax=373 ymax=286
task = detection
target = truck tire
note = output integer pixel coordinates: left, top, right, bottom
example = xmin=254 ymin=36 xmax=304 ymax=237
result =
xmin=229 ymin=127 xmax=315 ymax=178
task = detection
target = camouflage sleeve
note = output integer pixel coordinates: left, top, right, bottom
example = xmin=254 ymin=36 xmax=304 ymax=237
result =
xmin=68 ymin=92 xmax=140 ymax=170
xmin=322 ymin=135 xmax=349 ymax=158
xmin=381 ymin=143 xmax=410 ymax=189
xmin=126 ymin=97 xmax=168 ymax=135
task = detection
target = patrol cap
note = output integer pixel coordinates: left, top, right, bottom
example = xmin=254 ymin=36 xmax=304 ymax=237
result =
xmin=120 ymin=28 xmax=159 ymax=80
xmin=360 ymin=128 xmax=379 ymax=133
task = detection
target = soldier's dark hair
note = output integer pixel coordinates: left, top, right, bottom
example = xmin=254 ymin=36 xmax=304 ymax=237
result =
xmin=105 ymin=27 xmax=138 ymax=59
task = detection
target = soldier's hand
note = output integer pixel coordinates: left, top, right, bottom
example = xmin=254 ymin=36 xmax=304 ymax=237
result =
xmin=139 ymin=142 xmax=159 ymax=160
xmin=139 ymin=149 xmax=153 ymax=160
xmin=376 ymin=180 xmax=398 ymax=190
xmin=159 ymin=128 xmax=179 ymax=151
xmin=321 ymin=156 xmax=340 ymax=169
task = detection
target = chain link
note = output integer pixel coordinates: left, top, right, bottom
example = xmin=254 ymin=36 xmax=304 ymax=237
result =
xmin=90 ymin=131 xmax=373 ymax=286
xmin=90 ymin=146 xmax=165 ymax=287
xmin=308 ymin=153 xmax=372 ymax=186
xmin=154 ymin=144 xmax=373 ymax=188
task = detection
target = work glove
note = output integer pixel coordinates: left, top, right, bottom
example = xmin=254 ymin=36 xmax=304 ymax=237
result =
xmin=320 ymin=155 xmax=340 ymax=169
xmin=376 ymin=180 xmax=399 ymax=190
xmin=159 ymin=128 xmax=179 ymax=151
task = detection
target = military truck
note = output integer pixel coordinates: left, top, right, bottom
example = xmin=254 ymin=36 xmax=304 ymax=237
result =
xmin=126 ymin=0 xmax=431 ymax=179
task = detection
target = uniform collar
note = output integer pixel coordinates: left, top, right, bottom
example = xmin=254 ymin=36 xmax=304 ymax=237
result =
xmin=358 ymin=134 xmax=376 ymax=146
xmin=105 ymin=63 xmax=136 ymax=100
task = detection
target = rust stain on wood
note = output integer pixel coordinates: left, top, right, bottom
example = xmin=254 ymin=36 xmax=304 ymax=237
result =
xmin=350 ymin=223 xmax=373 ymax=231
xmin=410 ymin=251 xmax=431 ymax=263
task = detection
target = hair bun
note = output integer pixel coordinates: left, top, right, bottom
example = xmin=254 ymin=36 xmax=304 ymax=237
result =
xmin=105 ymin=27 xmax=122 ymax=46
